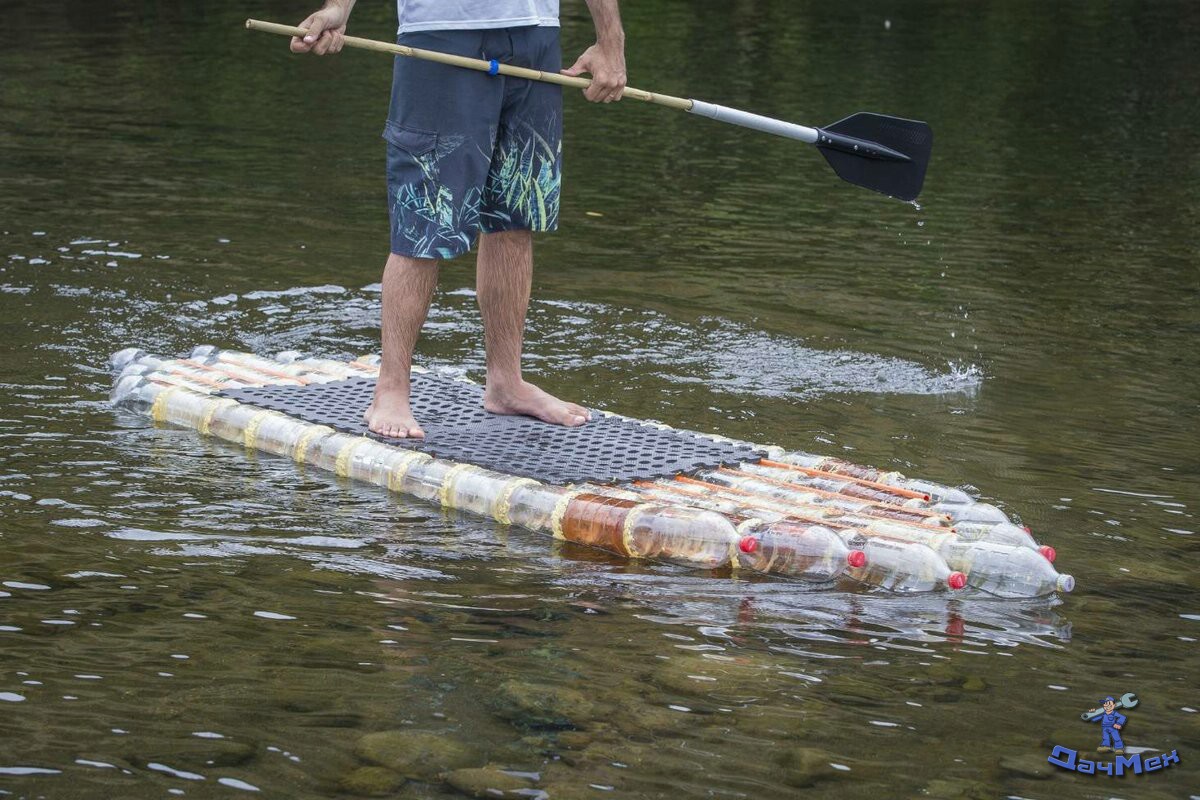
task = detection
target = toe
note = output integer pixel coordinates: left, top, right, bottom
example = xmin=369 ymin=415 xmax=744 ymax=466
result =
xmin=408 ymin=426 xmax=426 ymax=439
xmin=566 ymin=403 xmax=590 ymax=420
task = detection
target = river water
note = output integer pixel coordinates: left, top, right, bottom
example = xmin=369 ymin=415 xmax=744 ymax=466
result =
xmin=2 ymin=1 xmax=1198 ymax=797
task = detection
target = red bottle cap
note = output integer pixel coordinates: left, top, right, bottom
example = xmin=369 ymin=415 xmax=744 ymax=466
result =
xmin=1039 ymin=545 xmax=1056 ymax=563
xmin=846 ymin=550 xmax=867 ymax=568
xmin=947 ymin=571 xmax=968 ymax=590
xmin=738 ymin=536 xmax=759 ymax=554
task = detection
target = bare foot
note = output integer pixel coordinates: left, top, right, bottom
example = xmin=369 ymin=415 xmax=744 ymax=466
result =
xmin=484 ymin=380 xmax=590 ymax=427
xmin=364 ymin=382 xmax=425 ymax=439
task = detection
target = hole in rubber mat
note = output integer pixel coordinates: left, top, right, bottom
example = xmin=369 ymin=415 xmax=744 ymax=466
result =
xmin=219 ymin=374 xmax=762 ymax=485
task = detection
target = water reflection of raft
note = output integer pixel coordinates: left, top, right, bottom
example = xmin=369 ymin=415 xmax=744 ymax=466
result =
xmin=109 ymin=347 xmax=1074 ymax=598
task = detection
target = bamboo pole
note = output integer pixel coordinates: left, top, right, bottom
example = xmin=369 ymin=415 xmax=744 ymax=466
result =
xmin=245 ymin=19 xmax=694 ymax=111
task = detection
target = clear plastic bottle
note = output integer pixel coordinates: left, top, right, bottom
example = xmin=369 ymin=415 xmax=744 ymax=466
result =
xmin=184 ymin=351 xmax=301 ymax=387
xmin=736 ymin=462 xmax=941 ymax=514
xmin=898 ymin=478 xmax=974 ymax=505
xmin=110 ymin=347 xmax=146 ymax=371
xmin=502 ymin=482 xmax=572 ymax=530
xmin=275 ymin=351 xmax=372 ymax=380
xmin=700 ymin=469 xmax=941 ymax=526
xmin=192 ymin=346 xmax=339 ymax=385
xmin=952 ymin=521 xmax=1040 ymax=551
xmin=934 ymin=501 xmax=1010 ymax=524
xmin=939 ymin=540 xmax=1074 ymax=597
xmin=835 ymin=531 xmax=966 ymax=593
xmin=841 ymin=515 xmax=1052 ymax=563
xmin=623 ymin=506 xmax=741 ymax=569
xmin=735 ymin=521 xmax=865 ymax=582
xmin=549 ymin=495 xmax=741 ymax=569
xmin=555 ymin=493 xmax=649 ymax=556
xmin=632 ymin=482 xmax=793 ymax=525
xmin=772 ymin=451 xmax=977 ymax=505
xmin=756 ymin=459 xmax=936 ymax=508
xmin=441 ymin=465 xmax=526 ymax=518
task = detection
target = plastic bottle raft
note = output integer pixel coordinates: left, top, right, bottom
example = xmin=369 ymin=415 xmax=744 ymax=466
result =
xmin=109 ymin=346 xmax=1075 ymax=598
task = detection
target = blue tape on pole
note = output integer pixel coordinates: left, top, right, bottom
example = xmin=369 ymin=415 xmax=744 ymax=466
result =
xmin=488 ymin=59 xmax=499 ymax=75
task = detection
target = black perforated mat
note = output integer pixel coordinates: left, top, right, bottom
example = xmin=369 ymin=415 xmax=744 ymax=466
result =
xmin=220 ymin=374 xmax=762 ymax=485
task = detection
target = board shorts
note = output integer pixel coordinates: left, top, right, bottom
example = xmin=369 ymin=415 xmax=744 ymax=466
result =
xmin=385 ymin=26 xmax=563 ymax=260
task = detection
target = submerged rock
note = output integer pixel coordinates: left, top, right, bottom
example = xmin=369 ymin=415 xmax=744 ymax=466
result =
xmin=444 ymin=766 xmax=535 ymax=798
xmin=355 ymin=729 xmax=476 ymax=778
xmin=998 ymin=754 xmax=1056 ymax=780
xmin=130 ymin=738 xmax=257 ymax=769
xmin=493 ymin=679 xmax=597 ymax=729
xmin=819 ymin=674 xmax=889 ymax=707
xmin=610 ymin=704 xmax=683 ymax=736
xmin=651 ymin=656 xmax=771 ymax=700
xmin=775 ymin=747 xmax=843 ymax=787
xmin=554 ymin=730 xmax=596 ymax=751
xmin=339 ymin=765 xmax=405 ymax=796
xmin=921 ymin=777 xmax=995 ymax=799
xmin=961 ymin=675 xmax=988 ymax=692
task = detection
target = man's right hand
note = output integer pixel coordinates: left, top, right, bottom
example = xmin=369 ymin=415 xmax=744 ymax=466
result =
xmin=289 ymin=4 xmax=352 ymax=55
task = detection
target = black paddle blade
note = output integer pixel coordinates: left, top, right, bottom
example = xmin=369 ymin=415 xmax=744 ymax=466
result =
xmin=816 ymin=112 xmax=933 ymax=201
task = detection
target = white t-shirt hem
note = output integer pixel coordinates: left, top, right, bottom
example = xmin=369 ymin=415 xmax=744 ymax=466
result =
xmin=398 ymin=17 xmax=559 ymax=34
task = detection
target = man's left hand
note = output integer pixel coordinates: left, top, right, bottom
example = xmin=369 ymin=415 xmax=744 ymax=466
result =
xmin=562 ymin=43 xmax=626 ymax=103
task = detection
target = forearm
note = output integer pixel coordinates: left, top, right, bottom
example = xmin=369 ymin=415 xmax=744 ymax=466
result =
xmin=584 ymin=0 xmax=624 ymax=47
xmin=324 ymin=0 xmax=357 ymax=20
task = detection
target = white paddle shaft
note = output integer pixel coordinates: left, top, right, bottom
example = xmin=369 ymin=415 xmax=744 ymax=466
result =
xmin=687 ymin=100 xmax=819 ymax=144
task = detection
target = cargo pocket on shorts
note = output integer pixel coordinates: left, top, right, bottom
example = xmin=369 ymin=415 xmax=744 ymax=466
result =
xmin=384 ymin=120 xmax=439 ymax=182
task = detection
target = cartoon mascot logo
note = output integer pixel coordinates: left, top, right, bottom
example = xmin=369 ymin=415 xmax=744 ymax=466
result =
xmin=1046 ymin=691 xmax=1183 ymax=777
xmin=1081 ymin=693 xmax=1135 ymax=754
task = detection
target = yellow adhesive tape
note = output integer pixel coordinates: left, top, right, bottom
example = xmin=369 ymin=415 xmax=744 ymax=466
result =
xmin=438 ymin=463 xmax=477 ymax=510
xmin=493 ymin=478 xmax=538 ymax=526
xmin=198 ymin=398 xmax=237 ymax=436
xmin=386 ymin=451 xmax=429 ymax=492
xmin=620 ymin=503 xmax=656 ymax=559
xmin=334 ymin=437 xmax=370 ymax=478
xmin=150 ymin=385 xmax=185 ymax=423
xmin=292 ymin=424 xmax=335 ymax=464
xmin=242 ymin=410 xmax=274 ymax=449
xmin=549 ymin=490 xmax=581 ymax=541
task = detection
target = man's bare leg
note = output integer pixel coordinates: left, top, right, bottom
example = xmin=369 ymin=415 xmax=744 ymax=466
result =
xmin=477 ymin=230 xmax=589 ymax=427
xmin=364 ymin=252 xmax=439 ymax=438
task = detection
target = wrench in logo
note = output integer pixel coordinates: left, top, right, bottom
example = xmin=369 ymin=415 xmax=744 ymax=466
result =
xmin=1080 ymin=691 xmax=1138 ymax=721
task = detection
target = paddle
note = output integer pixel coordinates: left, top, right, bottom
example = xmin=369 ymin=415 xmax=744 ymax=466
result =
xmin=245 ymin=19 xmax=933 ymax=201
